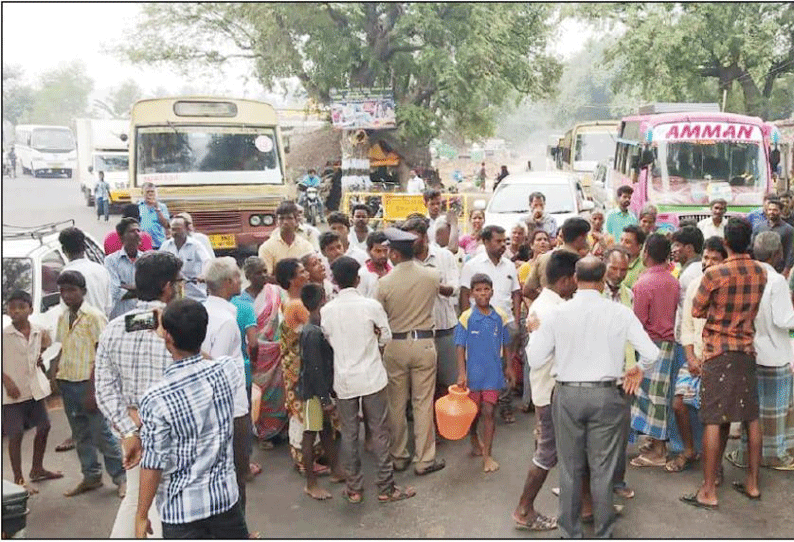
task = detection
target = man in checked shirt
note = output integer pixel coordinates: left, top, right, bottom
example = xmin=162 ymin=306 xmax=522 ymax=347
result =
xmin=95 ymin=251 xmax=183 ymax=538
xmin=681 ymin=218 xmax=767 ymax=510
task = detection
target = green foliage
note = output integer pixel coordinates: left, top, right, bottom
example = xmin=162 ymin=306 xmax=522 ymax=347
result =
xmin=2 ymin=64 xmax=35 ymax=125
xmin=576 ymin=3 xmax=794 ymax=119
xmin=116 ymin=2 xmax=562 ymax=159
xmin=27 ymin=61 xmax=94 ymax=126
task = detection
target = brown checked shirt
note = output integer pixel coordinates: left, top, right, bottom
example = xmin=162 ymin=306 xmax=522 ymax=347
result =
xmin=692 ymin=254 xmax=767 ymax=361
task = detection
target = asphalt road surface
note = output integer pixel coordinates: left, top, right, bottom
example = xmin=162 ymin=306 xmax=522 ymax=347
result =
xmin=3 ymin=173 xmax=794 ymax=538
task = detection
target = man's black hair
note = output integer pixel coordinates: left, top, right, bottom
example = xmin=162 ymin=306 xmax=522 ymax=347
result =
xmin=423 ymin=188 xmax=442 ymax=202
xmin=327 ymin=212 xmax=351 ymax=229
xmin=724 ymin=217 xmax=753 ymax=254
xmin=528 ymin=191 xmax=546 ymax=204
xmin=546 ymin=251 xmax=579 ymax=285
xmin=275 ymin=258 xmax=301 ymax=290
xmin=300 ymin=283 xmax=325 ymax=312
xmin=400 ymin=217 xmax=428 ymax=236
xmin=331 ymin=256 xmax=360 ymax=289
xmin=766 ymin=197 xmax=783 ymax=210
xmin=161 ymin=298 xmax=208 ymax=352
xmin=135 ymin=252 xmax=183 ymax=301
xmin=671 ymin=225 xmax=704 ymax=254
xmin=561 ymin=217 xmax=591 ymax=244
xmin=276 ymin=200 xmax=299 ymax=217
xmin=319 ymin=231 xmax=341 ymax=252
xmin=622 ymin=224 xmax=647 ymax=247
xmin=470 ymin=273 xmax=493 ymax=289
xmin=703 ymin=236 xmax=728 ymax=259
xmin=480 ymin=224 xmax=505 ymax=242
xmin=644 ymin=233 xmax=671 ymax=264
xmin=7 ymin=290 xmax=32 ymax=307
xmin=58 ymin=227 xmax=86 ymax=256
xmin=116 ymin=217 xmax=139 ymax=238
xmin=366 ymin=231 xmax=388 ymax=251
xmin=617 ymin=185 xmax=634 ymax=198
xmin=121 ymin=204 xmax=140 ymax=220
xmin=56 ymin=270 xmax=86 ymax=290
xmin=351 ymin=203 xmax=371 ymax=217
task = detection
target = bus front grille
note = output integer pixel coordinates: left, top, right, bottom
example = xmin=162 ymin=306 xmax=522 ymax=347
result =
xmin=185 ymin=211 xmax=243 ymax=233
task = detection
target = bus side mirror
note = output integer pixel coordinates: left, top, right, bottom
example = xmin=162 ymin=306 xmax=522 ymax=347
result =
xmin=119 ymin=133 xmax=128 ymax=143
xmin=640 ymin=148 xmax=655 ymax=168
xmin=770 ymin=148 xmax=780 ymax=170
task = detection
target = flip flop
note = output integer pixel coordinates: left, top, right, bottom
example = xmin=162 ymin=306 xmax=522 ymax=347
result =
xmin=55 ymin=439 xmax=76 ymax=452
xmin=724 ymin=450 xmax=748 ymax=469
xmin=731 ymin=482 xmax=761 ymax=500
xmin=414 ymin=459 xmax=446 ymax=476
xmin=513 ymin=512 xmax=558 ymax=531
xmin=665 ymin=454 xmax=699 ymax=473
xmin=630 ymin=454 xmax=667 ymax=468
xmin=679 ymin=493 xmax=717 ymax=510
xmin=378 ymin=485 xmax=416 ymax=503
xmin=342 ymin=488 xmax=363 ymax=504
xmin=29 ymin=470 xmax=64 ymax=482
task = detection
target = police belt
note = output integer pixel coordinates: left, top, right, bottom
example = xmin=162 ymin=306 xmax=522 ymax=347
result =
xmin=391 ymin=329 xmax=435 ymax=340
xmin=557 ymin=380 xmax=617 ymax=388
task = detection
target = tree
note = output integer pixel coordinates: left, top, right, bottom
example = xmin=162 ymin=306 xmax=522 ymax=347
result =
xmin=576 ymin=3 xmax=794 ymax=118
xmin=94 ymin=78 xmax=144 ymax=118
xmin=28 ymin=60 xmax=94 ymax=126
xmin=2 ymin=63 xmax=34 ymax=125
xmin=117 ymin=3 xmax=561 ymax=176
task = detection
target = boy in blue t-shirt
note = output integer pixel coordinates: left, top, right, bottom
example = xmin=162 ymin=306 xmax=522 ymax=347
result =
xmin=455 ymin=273 xmax=514 ymax=472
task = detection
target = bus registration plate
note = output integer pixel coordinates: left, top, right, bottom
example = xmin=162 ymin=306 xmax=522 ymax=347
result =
xmin=209 ymin=234 xmax=237 ymax=250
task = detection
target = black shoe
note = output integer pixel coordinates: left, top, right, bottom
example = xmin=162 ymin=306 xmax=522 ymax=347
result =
xmin=415 ymin=459 xmax=446 ymax=476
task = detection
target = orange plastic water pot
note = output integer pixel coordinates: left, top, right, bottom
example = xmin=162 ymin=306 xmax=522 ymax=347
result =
xmin=434 ymin=385 xmax=478 ymax=440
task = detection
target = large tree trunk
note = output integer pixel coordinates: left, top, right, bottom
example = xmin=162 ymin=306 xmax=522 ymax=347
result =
xmin=372 ymin=130 xmax=431 ymax=187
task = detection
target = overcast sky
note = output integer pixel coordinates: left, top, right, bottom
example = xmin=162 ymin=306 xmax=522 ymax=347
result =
xmin=3 ymin=3 xmax=591 ymax=107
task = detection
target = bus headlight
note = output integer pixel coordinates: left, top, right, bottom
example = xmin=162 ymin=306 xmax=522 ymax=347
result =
xmin=249 ymin=215 xmax=262 ymax=227
xmin=262 ymin=214 xmax=275 ymax=226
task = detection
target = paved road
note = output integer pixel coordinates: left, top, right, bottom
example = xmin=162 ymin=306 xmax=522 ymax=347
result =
xmin=3 ymin=173 xmax=793 ymax=538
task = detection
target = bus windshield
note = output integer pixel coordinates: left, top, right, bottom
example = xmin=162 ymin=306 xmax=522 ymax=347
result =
xmin=574 ymin=132 xmax=615 ymax=163
xmin=30 ymin=129 xmax=75 ymax=151
xmin=95 ymin=154 xmax=128 ymax=173
xmin=137 ymin=125 xmax=282 ymax=185
xmin=650 ymin=140 xmax=766 ymax=206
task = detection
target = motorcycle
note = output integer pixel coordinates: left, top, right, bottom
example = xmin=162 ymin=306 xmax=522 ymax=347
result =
xmin=298 ymin=181 xmax=323 ymax=226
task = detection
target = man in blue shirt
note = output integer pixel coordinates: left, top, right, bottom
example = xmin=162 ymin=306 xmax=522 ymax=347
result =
xmin=605 ymin=185 xmax=638 ymax=240
xmin=137 ymin=182 xmax=170 ymax=249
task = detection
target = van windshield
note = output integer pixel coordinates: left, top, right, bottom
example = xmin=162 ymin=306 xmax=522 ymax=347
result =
xmin=30 ymin=129 xmax=75 ymax=151
xmin=136 ymin=125 xmax=282 ymax=185
xmin=650 ymin=140 xmax=766 ymax=206
xmin=575 ymin=132 xmax=615 ymax=162
xmin=95 ymin=154 xmax=129 ymax=173
xmin=489 ymin=183 xmax=575 ymax=214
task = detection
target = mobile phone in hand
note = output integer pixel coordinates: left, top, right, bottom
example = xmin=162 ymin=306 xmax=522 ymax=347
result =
xmin=125 ymin=310 xmax=158 ymax=332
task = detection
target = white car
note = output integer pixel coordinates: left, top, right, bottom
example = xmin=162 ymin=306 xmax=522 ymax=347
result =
xmin=483 ymin=171 xmax=594 ymax=238
xmin=2 ymin=221 xmax=105 ymax=368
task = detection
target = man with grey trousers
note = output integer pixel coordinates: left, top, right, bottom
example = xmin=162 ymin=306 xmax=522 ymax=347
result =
xmin=528 ymin=256 xmax=659 ymax=538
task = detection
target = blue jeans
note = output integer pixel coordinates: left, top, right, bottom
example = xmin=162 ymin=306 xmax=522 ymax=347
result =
xmin=59 ymin=380 xmax=125 ymax=484
xmin=96 ymin=198 xmax=109 ymax=220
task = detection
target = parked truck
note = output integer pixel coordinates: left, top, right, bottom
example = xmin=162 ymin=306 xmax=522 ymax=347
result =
xmin=75 ymin=118 xmax=130 ymax=207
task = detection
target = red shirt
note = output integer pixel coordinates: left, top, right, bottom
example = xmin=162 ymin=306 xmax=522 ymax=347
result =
xmin=104 ymin=230 xmax=153 ymax=255
xmin=632 ymin=263 xmax=680 ymax=343
xmin=365 ymin=259 xmax=392 ymax=278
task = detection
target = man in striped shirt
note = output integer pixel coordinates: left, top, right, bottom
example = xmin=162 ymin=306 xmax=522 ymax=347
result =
xmin=136 ymin=298 xmax=249 ymax=539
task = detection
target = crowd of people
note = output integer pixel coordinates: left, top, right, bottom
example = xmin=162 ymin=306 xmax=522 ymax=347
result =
xmin=3 ymin=179 xmax=794 ymax=539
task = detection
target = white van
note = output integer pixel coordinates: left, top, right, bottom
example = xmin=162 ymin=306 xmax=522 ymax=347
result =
xmin=14 ymin=124 xmax=77 ymax=178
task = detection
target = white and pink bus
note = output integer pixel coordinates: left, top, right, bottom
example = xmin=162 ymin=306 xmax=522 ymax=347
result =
xmin=611 ymin=103 xmax=781 ymax=232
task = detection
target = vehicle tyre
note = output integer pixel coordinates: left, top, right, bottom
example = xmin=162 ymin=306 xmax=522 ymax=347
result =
xmin=32 ymin=169 xmax=39 ymax=178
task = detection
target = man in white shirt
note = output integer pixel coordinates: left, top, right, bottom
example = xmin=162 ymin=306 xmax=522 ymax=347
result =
xmin=159 ymin=217 xmax=211 ymax=301
xmin=423 ymin=189 xmax=460 ymax=254
xmin=697 ymin=199 xmax=727 ymax=239
xmin=327 ymin=212 xmax=369 ymax=265
xmin=512 ymin=251 xmax=579 ymax=532
xmin=200 ymin=257 xmax=251 ymax=511
xmin=175 ymin=212 xmax=216 ymax=258
xmin=528 ymin=256 xmax=659 ymax=538
xmin=728 ymin=232 xmax=794 ymax=469
xmin=295 ymin=204 xmax=321 ymax=252
xmin=401 ymin=218 xmax=460 ymax=392
xmin=59 ymin=227 xmax=112 ymax=315
xmin=406 ymin=169 xmax=425 ymax=194
xmin=319 ymin=231 xmax=377 ymax=298
xmin=348 ymin=204 xmax=373 ymax=252
xmin=460 ymin=224 xmax=522 ymax=423
xmin=321 ymin=256 xmax=415 ymax=503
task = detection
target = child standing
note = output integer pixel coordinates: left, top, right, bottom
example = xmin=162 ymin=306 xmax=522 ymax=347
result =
xmin=2 ymin=290 xmax=62 ymax=493
xmin=456 ymin=273 xmax=515 ymax=472
xmin=53 ymin=270 xmax=126 ymax=498
xmin=297 ymin=283 xmax=345 ymax=500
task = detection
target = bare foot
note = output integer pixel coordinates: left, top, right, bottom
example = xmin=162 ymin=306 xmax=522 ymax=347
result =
xmin=483 ymin=456 xmax=500 ymax=472
xmin=304 ymin=485 xmax=332 ymax=500
xmin=470 ymin=436 xmax=483 ymax=457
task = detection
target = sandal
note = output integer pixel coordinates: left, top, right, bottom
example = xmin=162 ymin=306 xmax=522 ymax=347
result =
xmin=414 ymin=459 xmax=446 ymax=476
xmin=342 ymin=488 xmax=363 ymax=504
xmin=55 ymin=438 xmax=75 ymax=452
xmin=637 ymin=439 xmax=654 ymax=454
xmin=725 ymin=449 xmax=748 ymax=469
xmin=378 ymin=485 xmax=416 ymax=503
xmin=513 ymin=512 xmax=557 ymax=531
xmin=29 ymin=469 xmax=64 ymax=482
xmin=665 ymin=454 xmax=699 ymax=473
xmin=679 ymin=492 xmax=717 ymax=510
xmin=630 ymin=454 xmax=667 ymax=468
xmin=731 ymin=482 xmax=761 ymax=500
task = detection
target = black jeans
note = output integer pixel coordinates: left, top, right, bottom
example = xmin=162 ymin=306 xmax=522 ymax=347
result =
xmin=162 ymin=501 xmax=248 ymax=539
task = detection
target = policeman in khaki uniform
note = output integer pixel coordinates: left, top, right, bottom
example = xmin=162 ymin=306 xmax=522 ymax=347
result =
xmin=376 ymin=228 xmax=447 ymax=476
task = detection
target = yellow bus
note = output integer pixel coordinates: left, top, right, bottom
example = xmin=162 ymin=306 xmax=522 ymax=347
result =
xmin=556 ymin=121 xmax=619 ymax=191
xmin=128 ymin=97 xmax=289 ymax=256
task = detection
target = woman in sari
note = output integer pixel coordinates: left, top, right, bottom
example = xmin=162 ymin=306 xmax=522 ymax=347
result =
xmin=275 ymin=258 xmax=343 ymax=478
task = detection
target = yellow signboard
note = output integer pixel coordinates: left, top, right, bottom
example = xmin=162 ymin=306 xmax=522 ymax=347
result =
xmin=381 ymin=194 xmax=426 ymax=221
